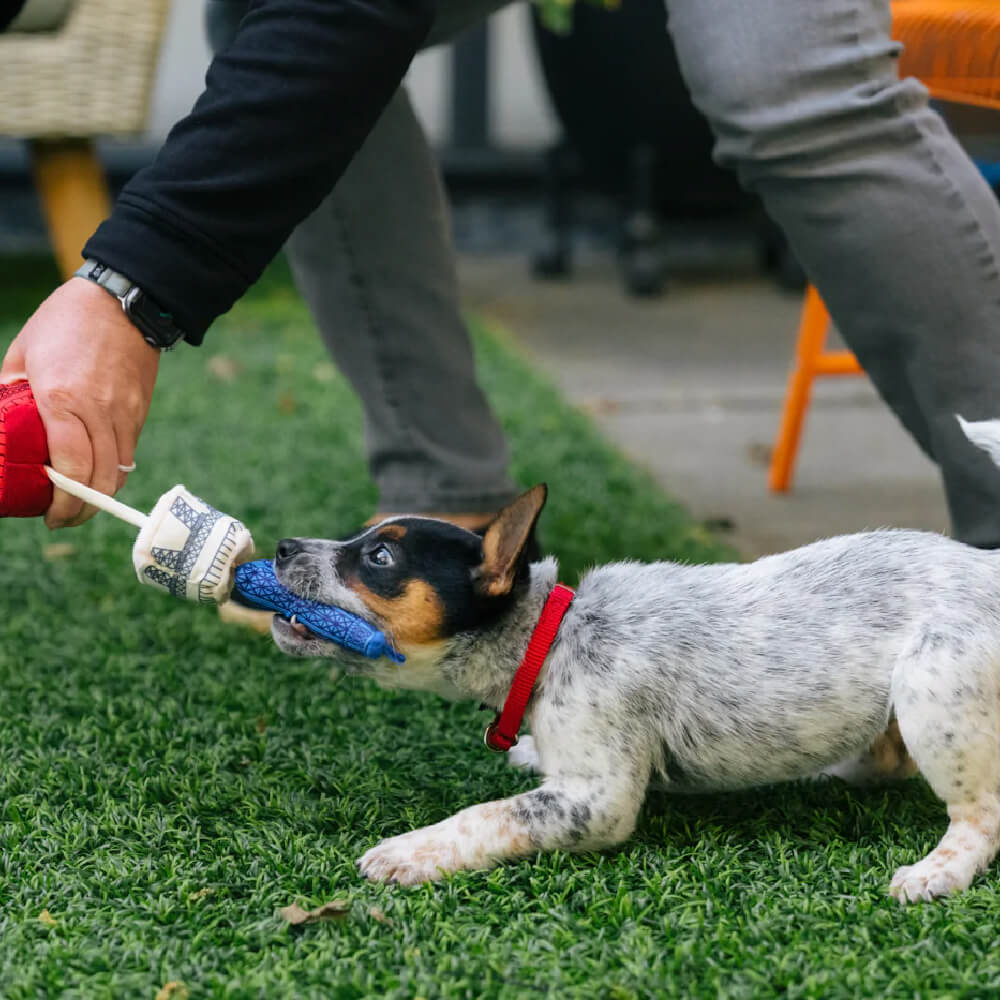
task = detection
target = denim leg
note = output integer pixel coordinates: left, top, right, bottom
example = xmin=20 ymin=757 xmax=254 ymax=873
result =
xmin=284 ymin=86 xmax=516 ymax=513
xmin=666 ymin=0 xmax=1000 ymax=546
xmin=206 ymin=0 xmax=517 ymax=514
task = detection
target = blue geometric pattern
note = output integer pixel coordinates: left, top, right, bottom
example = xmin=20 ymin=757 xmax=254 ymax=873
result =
xmin=233 ymin=560 xmax=404 ymax=663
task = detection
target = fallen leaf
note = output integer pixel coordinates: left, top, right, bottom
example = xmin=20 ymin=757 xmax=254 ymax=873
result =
xmin=279 ymin=899 xmax=350 ymax=925
xmin=312 ymin=361 xmax=337 ymax=383
xmin=38 ymin=909 xmax=57 ymax=927
xmin=581 ymin=397 xmax=621 ymax=416
xmin=155 ymin=983 xmax=189 ymax=1000
xmin=368 ymin=905 xmax=393 ymax=926
xmin=256 ymin=716 xmax=268 ymax=734
xmin=207 ymin=355 xmax=242 ymax=381
xmin=42 ymin=543 xmax=75 ymax=561
xmin=278 ymin=392 xmax=298 ymax=414
xmin=187 ymin=887 xmax=214 ymax=902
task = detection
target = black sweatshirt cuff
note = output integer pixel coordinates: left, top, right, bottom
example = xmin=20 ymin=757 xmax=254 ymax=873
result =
xmin=84 ymin=198 xmax=253 ymax=345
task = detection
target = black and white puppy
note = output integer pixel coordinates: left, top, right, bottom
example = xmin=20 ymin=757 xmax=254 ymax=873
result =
xmin=270 ymin=416 xmax=1000 ymax=903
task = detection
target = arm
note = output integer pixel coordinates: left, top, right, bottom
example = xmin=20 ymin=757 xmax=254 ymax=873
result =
xmin=85 ymin=0 xmax=435 ymax=342
xmin=2 ymin=0 xmax=432 ymax=524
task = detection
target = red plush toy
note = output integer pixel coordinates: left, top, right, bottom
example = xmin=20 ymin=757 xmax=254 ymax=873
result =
xmin=0 ymin=380 xmax=53 ymax=517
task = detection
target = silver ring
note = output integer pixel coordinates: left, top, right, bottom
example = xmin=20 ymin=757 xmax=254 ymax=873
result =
xmin=117 ymin=462 xmax=137 ymax=473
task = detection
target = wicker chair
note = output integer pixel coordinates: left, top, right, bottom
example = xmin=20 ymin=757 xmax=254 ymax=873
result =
xmin=768 ymin=0 xmax=1000 ymax=492
xmin=0 ymin=0 xmax=170 ymax=278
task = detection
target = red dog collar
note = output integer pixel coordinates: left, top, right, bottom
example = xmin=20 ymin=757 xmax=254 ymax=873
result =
xmin=484 ymin=583 xmax=575 ymax=752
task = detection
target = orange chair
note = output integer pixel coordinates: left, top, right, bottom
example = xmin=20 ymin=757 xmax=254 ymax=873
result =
xmin=768 ymin=0 xmax=1000 ymax=492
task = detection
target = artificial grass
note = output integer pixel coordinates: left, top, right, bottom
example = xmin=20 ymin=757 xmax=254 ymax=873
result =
xmin=1 ymin=256 xmax=998 ymax=999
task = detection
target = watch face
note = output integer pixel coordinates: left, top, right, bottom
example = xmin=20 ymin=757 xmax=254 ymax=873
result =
xmin=123 ymin=287 xmax=184 ymax=348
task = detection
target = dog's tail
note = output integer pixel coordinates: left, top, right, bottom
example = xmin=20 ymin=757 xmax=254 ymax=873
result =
xmin=957 ymin=415 xmax=1000 ymax=468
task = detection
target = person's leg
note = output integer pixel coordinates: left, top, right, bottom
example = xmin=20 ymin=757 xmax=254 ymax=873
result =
xmin=284 ymin=86 xmax=516 ymax=518
xmin=666 ymin=0 xmax=1000 ymax=547
xmin=207 ymin=0 xmax=517 ymax=519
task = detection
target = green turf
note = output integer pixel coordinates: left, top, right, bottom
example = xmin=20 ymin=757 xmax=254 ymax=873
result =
xmin=2 ymin=257 xmax=998 ymax=999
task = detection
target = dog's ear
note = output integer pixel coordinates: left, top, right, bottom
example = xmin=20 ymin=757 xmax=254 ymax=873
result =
xmin=473 ymin=484 xmax=547 ymax=598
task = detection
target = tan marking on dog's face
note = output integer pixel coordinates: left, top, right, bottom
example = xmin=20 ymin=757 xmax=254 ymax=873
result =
xmin=349 ymin=578 xmax=446 ymax=647
xmin=377 ymin=524 xmax=408 ymax=541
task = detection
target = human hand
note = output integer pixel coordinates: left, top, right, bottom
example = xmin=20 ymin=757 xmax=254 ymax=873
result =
xmin=0 ymin=278 xmax=160 ymax=528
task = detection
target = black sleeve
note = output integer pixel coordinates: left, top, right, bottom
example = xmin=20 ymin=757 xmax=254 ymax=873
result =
xmin=1 ymin=1 xmax=28 ymax=32
xmin=83 ymin=0 xmax=434 ymax=345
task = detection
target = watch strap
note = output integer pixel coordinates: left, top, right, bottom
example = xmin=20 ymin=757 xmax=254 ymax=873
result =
xmin=75 ymin=260 xmax=133 ymax=300
xmin=75 ymin=259 xmax=185 ymax=350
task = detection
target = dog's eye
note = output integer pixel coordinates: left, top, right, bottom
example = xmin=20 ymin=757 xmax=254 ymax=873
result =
xmin=366 ymin=544 xmax=394 ymax=568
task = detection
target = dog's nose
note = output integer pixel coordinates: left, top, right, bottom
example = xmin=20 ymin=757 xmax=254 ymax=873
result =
xmin=275 ymin=538 xmax=304 ymax=564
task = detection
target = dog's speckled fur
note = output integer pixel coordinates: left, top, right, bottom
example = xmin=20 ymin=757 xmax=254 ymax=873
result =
xmin=269 ymin=420 xmax=1000 ymax=901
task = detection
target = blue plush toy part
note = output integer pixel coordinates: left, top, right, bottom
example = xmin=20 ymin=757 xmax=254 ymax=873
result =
xmin=233 ymin=560 xmax=405 ymax=663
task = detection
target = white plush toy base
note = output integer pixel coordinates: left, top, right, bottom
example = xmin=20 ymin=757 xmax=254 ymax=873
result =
xmin=44 ymin=468 xmax=256 ymax=605
xmin=132 ymin=485 xmax=255 ymax=604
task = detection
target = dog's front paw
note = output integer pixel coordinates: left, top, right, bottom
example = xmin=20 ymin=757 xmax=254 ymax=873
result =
xmin=888 ymin=861 xmax=966 ymax=903
xmin=358 ymin=828 xmax=460 ymax=886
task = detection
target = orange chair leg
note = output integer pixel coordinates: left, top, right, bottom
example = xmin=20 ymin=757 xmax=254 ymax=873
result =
xmin=768 ymin=286 xmax=833 ymax=492
xmin=30 ymin=138 xmax=112 ymax=281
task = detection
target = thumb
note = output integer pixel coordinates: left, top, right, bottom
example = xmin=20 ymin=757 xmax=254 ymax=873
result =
xmin=0 ymin=338 xmax=26 ymax=384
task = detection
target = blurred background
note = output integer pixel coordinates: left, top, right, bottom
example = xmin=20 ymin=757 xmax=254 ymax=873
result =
xmin=2 ymin=0 xmax=999 ymax=557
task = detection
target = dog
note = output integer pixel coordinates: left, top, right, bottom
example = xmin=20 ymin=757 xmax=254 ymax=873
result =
xmin=269 ymin=415 xmax=1000 ymax=903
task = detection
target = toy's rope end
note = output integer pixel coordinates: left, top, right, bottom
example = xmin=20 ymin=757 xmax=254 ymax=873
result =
xmin=45 ymin=466 xmax=148 ymax=529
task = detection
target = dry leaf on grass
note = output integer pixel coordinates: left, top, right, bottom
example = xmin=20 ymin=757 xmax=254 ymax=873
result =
xmin=207 ymin=355 xmax=242 ymax=381
xmin=368 ymin=906 xmax=393 ymax=926
xmin=279 ymin=899 xmax=350 ymax=925
xmin=155 ymin=983 xmax=189 ymax=1000
xmin=278 ymin=392 xmax=298 ymax=415
xmin=37 ymin=909 xmax=57 ymax=927
xmin=42 ymin=543 xmax=75 ymax=561
xmin=580 ymin=397 xmax=621 ymax=416
xmin=312 ymin=361 xmax=337 ymax=384
xmin=187 ymin=887 xmax=214 ymax=902
xmin=255 ymin=715 xmax=268 ymax=734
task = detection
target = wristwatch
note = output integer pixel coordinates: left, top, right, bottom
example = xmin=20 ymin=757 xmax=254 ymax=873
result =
xmin=74 ymin=260 xmax=186 ymax=350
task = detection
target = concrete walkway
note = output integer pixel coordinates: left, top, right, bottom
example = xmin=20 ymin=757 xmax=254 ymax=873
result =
xmin=459 ymin=248 xmax=948 ymax=559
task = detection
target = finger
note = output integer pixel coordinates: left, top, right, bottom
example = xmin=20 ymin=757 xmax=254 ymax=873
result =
xmin=79 ymin=409 xmax=121 ymax=517
xmin=39 ymin=409 xmax=92 ymax=529
xmin=114 ymin=423 xmax=136 ymax=493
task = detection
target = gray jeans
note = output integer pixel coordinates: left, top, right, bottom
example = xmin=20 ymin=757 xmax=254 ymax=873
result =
xmin=208 ymin=0 xmax=515 ymax=515
xmin=210 ymin=0 xmax=1000 ymax=543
